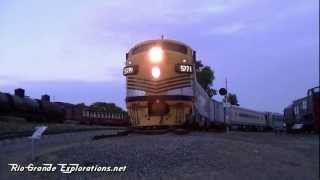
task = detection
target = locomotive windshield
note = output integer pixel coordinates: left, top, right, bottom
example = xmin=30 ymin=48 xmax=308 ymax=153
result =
xmin=131 ymin=41 xmax=188 ymax=55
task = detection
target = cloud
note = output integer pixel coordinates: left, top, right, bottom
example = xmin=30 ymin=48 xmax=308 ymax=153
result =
xmin=205 ymin=22 xmax=246 ymax=35
xmin=0 ymin=0 xmax=317 ymax=86
xmin=1 ymin=0 xmax=232 ymax=84
xmin=0 ymin=79 xmax=18 ymax=86
xmin=0 ymin=75 xmax=18 ymax=86
xmin=0 ymin=0 xmax=317 ymax=112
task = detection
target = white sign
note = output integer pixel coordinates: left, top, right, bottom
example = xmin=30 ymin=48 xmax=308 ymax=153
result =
xmin=292 ymin=123 xmax=303 ymax=130
xmin=179 ymin=65 xmax=193 ymax=73
xmin=30 ymin=126 xmax=47 ymax=139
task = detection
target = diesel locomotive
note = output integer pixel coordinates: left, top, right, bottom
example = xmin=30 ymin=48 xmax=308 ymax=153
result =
xmin=284 ymin=86 xmax=320 ymax=132
xmin=123 ymin=39 xmax=195 ymax=128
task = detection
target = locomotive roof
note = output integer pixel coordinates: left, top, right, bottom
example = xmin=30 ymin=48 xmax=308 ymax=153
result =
xmin=128 ymin=39 xmax=193 ymax=53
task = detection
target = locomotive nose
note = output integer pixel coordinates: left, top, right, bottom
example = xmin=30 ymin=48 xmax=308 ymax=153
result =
xmin=148 ymin=99 xmax=169 ymax=116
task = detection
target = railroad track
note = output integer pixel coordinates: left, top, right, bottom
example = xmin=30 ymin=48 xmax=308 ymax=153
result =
xmin=91 ymin=127 xmax=190 ymax=140
xmin=0 ymin=127 xmax=127 ymax=141
xmin=1 ymin=126 xmax=191 ymax=141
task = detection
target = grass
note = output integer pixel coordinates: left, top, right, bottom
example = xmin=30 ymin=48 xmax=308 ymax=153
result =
xmin=0 ymin=116 xmax=108 ymax=134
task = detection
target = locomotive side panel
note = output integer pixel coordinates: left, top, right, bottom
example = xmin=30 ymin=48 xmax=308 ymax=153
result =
xmin=309 ymin=87 xmax=320 ymax=131
xmin=313 ymin=92 xmax=320 ymax=131
xmin=192 ymin=79 xmax=211 ymax=120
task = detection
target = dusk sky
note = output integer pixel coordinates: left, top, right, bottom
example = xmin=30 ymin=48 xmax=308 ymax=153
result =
xmin=0 ymin=0 xmax=318 ymax=113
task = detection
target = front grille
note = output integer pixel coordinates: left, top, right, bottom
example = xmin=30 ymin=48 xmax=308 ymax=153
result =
xmin=127 ymin=75 xmax=192 ymax=93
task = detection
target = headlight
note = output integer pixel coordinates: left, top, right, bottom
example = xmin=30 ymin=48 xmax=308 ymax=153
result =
xmin=151 ymin=66 xmax=161 ymax=79
xmin=149 ymin=47 xmax=163 ymax=63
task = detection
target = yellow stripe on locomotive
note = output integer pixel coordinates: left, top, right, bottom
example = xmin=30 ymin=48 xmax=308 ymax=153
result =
xmin=123 ymin=39 xmax=195 ymax=128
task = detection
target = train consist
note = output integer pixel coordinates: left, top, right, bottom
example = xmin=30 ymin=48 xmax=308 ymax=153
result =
xmin=123 ymin=39 xmax=285 ymax=131
xmin=0 ymin=88 xmax=65 ymax=123
xmin=284 ymin=86 xmax=320 ymax=132
xmin=0 ymin=89 xmax=129 ymax=126
xmin=190 ymin=93 xmax=285 ymax=131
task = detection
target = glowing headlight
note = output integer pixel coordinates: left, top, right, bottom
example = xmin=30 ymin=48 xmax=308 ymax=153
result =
xmin=151 ymin=66 xmax=161 ymax=79
xmin=149 ymin=47 xmax=163 ymax=63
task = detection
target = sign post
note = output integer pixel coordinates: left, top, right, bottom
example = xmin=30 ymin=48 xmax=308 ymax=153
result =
xmin=29 ymin=126 xmax=47 ymax=161
xmin=219 ymin=85 xmax=229 ymax=133
xmin=223 ymin=103 xmax=231 ymax=133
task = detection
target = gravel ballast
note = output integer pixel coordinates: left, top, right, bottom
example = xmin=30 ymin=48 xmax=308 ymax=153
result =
xmin=1 ymin=131 xmax=318 ymax=180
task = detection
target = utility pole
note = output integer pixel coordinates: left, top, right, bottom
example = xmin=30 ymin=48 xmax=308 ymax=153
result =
xmin=225 ymin=78 xmax=228 ymax=103
xmin=224 ymin=77 xmax=229 ymax=132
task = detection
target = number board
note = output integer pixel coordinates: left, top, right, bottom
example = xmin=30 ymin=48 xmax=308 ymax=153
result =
xmin=123 ymin=65 xmax=138 ymax=76
xmin=175 ymin=64 xmax=193 ymax=73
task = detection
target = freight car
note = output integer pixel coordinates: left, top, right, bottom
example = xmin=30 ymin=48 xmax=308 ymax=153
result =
xmin=55 ymin=102 xmax=130 ymax=126
xmin=284 ymin=86 xmax=320 ymax=133
xmin=80 ymin=109 xmax=129 ymax=126
xmin=0 ymin=89 xmax=65 ymax=123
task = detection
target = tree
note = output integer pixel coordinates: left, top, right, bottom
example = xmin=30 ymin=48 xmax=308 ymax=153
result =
xmin=195 ymin=60 xmax=204 ymax=71
xmin=206 ymin=88 xmax=217 ymax=98
xmin=196 ymin=65 xmax=215 ymax=97
xmin=90 ymin=102 xmax=126 ymax=113
xmin=75 ymin=103 xmax=86 ymax=107
xmin=227 ymin=93 xmax=239 ymax=106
